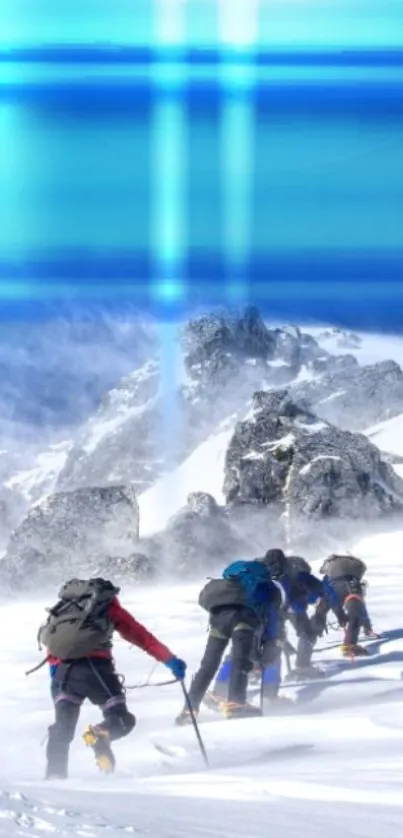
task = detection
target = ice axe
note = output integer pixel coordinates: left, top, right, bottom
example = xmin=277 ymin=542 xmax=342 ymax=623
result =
xmin=179 ymin=680 xmax=209 ymax=768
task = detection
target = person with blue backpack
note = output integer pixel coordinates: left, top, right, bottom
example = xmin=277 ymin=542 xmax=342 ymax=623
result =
xmin=204 ymin=549 xmax=342 ymax=709
xmin=175 ymin=557 xmax=285 ymax=723
xmin=263 ymin=550 xmax=341 ymax=680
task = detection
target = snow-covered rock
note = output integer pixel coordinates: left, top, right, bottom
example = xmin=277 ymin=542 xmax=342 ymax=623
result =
xmin=95 ymin=551 xmax=157 ymax=583
xmin=290 ymin=359 xmax=403 ymax=430
xmin=316 ymin=326 xmax=362 ymax=350
xmin=54 ymin=308 xmax=345 ymax=496
xmin=182 ymin=305 xmax=276 ymax=382
xmin=138 ymin=491 xmax=247 ymax=576
xmin=223 ymin=389 xmax=403 ymax=530
xmin=0 ymin=485 xmax=140 ymax=590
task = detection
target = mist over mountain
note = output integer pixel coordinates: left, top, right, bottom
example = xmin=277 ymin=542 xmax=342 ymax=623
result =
xmin=1 ymin=305 xmax=403 ymax=587
xmin=0 ymin=300 xmax=156 ymax=432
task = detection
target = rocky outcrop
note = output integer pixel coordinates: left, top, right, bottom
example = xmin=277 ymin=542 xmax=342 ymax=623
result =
xmin=182 ymin=306 xmax=277 ymax=383
xmin=0 ymin=485 xmax=140 ymax=590
xmin=55 ymin=308 xmax=353 ymax=495
xmin=290 ymin=359 xmax=403 ymax=431
xmin=317 ymin=327 xmax=362 ymax=350
xmin=138 ymin=491 xmax=248 ymax=576
xmin=95 ymin=551 xmax=157 ymax=584
xmin=224 ymin=389 xmax=403 ymax=531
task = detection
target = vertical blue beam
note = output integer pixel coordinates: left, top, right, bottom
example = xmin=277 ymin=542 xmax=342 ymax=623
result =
xmin=150 ymin=0 xmax=187 ymax=481
xmin=150 ymin=0 xmax=187 ymax=308
xmin=218 ymin=0 xmax=258 ymax=306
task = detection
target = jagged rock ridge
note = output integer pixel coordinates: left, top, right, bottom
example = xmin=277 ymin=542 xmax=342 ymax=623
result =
xmin=0 ymin=485 xmax=139 ymax=590
xmin=55 ymin=308 xmax=356 ymax=494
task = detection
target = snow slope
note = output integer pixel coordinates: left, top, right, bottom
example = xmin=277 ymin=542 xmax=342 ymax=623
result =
xmin=362 ymin=413 xmax=403 ymax=479
xmin=138 ymin=422 xmax=235 ymax=537
xmin=2 ymin=530 xmax=403 ymax=837
xmin=365 ymin=414 xmax=403 ymax=459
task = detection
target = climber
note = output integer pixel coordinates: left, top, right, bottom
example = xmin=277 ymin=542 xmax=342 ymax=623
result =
xmin=175 ymin=558 xmax=285 ymax=723
xmin=39 ymin=577 xmax=186 ymax=779
xmin=314 ymin=554 xmax=379 ymax=657
xmin=205 ymin=548 xmax=341 ymax=704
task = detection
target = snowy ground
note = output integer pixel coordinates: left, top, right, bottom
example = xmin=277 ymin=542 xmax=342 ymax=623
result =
xmin=1 ymin=530 xmax=403 ymax=837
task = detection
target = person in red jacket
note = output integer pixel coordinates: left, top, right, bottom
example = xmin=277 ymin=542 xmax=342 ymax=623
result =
xmin=45 ymin=585 xmax=186 ymax=780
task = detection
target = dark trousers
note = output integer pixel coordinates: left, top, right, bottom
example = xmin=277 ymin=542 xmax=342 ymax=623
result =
xmin=213 ymin=626 xmax=282 ymax=701
xmin=187 ymin=607 xmax=257 ymax=710
xmin=315 ymin=579 xmax=371 ymax=645
xmin=288 ymin=611 xmax=318 ymax=668
xmin=47 ymin=658 xmax=135 ymax=776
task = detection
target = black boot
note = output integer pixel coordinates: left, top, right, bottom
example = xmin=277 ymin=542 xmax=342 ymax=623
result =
xmin=45 ymin=726 xmax=69 ymax=780
xmin=288 ymin=664 xmax=324 ymax=681
xmin=45 ymin=766 xmax=68 ymax=780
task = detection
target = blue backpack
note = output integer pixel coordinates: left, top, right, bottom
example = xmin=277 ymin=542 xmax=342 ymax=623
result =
xmin=222 ymin=560 xmax=272 ymax=611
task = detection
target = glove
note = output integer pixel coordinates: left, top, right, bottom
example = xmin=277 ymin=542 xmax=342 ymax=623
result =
xmin=165 ymin=656 xmax=187 ymax=680
xmin=49 ymin=663 xmax=58 ymax=678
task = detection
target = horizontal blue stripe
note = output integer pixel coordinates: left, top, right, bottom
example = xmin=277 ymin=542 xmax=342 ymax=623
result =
xmin=0 ymin=289 xmax=401 ymax=331
xmin=2 ymin=46 xmax=403 ymax=67
xmin=0 ymin=271 xmax=402 ymax=330
xmin=1 ymin=251 xmax=402 ymax=282
xmin=1 ymin=82 xmax=403 ymax=111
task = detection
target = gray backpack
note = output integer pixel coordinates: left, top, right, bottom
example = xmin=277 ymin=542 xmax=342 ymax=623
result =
xmin=38 ymin=577 xmax=120 ymax=660
xmin=198 ymin=578 xmax=246 ymax=613
xmin=319 ymin=554 xmax=367 ymax=581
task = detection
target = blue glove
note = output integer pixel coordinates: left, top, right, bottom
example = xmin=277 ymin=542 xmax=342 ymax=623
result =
xmin=49 ymin=663 xmax=58 ymax=678
xmin=165 ymin=656 xmax=187 ymax=680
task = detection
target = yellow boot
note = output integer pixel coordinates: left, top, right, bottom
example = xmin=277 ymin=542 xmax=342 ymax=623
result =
xmin=341 ymin=643 xmax=370 ymax=659
xmin=203 ymin=691 xmax=225 ymax=713
xmin=222 ymin=701 xmax=262 ymax=720
xmin=83 ymin=725 xmax=115 ymax=773
xmin=174 ymin=707 xmax=199 ymax=726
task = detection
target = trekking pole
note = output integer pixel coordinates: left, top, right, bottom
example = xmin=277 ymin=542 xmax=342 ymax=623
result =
xmin=126 ymin=678 xmax=177 ymax=690
xmin=282 ymin=636 xmax=295 ymax=676
xmin=179 ymin=680 xmax=209 ymax=768
xmin=259 ymin=665 xmax=265 ymax=714
xmin=284 ymin=648 xmax=292 ymax=676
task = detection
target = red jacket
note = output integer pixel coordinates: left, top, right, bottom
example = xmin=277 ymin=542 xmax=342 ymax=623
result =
xmin=48 ymin=597 xmax=173 ymax=666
